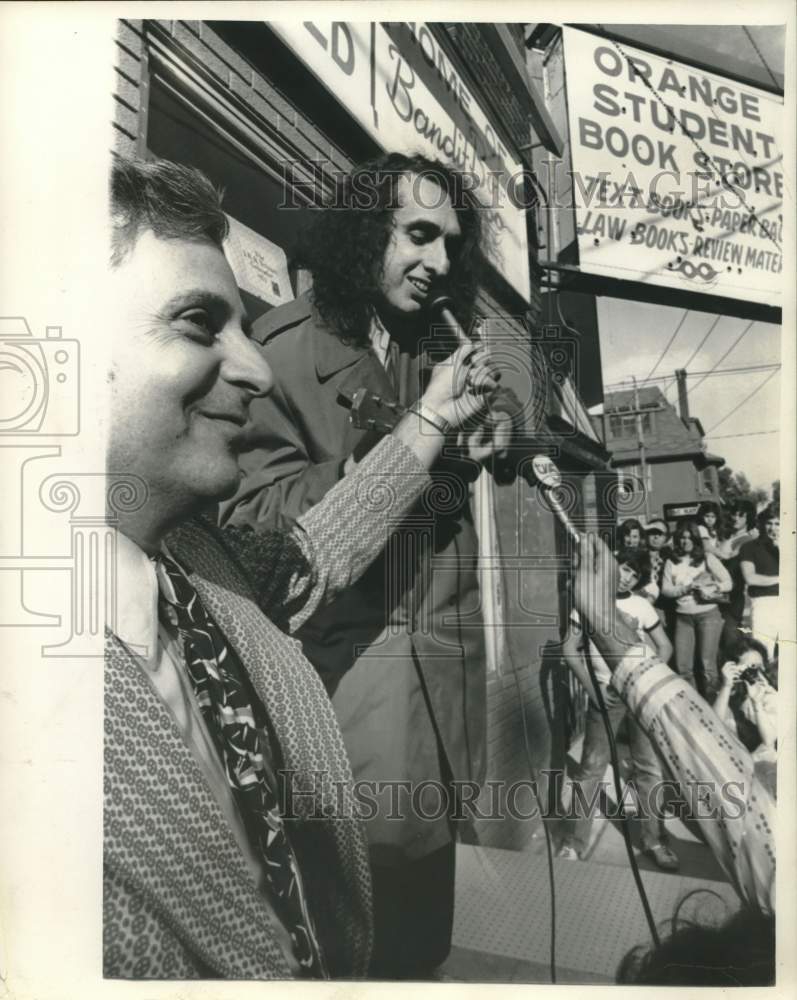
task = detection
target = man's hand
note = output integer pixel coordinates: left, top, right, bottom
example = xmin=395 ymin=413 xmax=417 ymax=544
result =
xmin=458 ymin=411 xmax=512 ymax=464
xmin=420 ymin=343 xmax=501 ymax=430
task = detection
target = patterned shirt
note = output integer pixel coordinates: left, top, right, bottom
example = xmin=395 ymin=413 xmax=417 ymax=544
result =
xmin=612 ymin=649 xmax=775 ymax=914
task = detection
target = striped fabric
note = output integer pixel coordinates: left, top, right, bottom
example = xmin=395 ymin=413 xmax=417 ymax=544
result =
xmin=612 ymin=649 xmax=775 ymax=913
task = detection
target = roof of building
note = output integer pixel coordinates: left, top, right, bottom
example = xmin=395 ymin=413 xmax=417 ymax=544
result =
xmin=602 ymin=385 xmax=724 ymax=466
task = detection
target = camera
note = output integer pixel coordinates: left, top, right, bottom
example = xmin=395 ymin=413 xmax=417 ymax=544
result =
xmin=740 ymin=666 xmax=761 ymax=685
xmin=0 ymin=317 xmax=79 ymax=435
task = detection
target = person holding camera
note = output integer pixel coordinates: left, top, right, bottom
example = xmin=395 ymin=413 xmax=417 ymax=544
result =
xmin=661 ymin=522 xmax=732 ymax=698
xmin=713 ymin=638 xmax=777 ymax=784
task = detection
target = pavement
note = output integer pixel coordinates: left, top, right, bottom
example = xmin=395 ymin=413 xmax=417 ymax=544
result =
xmin=438 ymin=736 xmax=740 ymax=984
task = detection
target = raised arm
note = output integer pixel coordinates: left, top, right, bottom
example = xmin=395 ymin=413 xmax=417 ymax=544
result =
xmin=225 ymin=343 xmax=499 ymax=631
xmin=571 ymin=533 xmax=775 ymax=914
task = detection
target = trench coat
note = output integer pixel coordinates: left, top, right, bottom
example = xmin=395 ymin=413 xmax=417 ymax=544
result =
xmin=222 ymin=293 xmax=489 ymax=860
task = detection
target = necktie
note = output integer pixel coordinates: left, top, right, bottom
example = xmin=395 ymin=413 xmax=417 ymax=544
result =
xmin=155 ymin=553 xmax=327 ymax=978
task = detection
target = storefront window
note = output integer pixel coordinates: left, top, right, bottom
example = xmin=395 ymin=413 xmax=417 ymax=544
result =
xmin=146 ymin=75 xmax=313 ymax=321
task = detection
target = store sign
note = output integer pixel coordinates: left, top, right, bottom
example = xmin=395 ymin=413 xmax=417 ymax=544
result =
xmin=663 ymin=502 xmax=701 ymax=519
xmin=270 ymin=21 xmax=531 ymax=302
xmin=561 ymin=27 xmax=783 ymax=307
xmin=224 ymin=216 xmax=293 ymax=308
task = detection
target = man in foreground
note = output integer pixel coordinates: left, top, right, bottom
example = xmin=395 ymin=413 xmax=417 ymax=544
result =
xmin=222 ymin=152 xmax=520 ymax=977
xmin=104 ymin=157 xmax=497 ymax=979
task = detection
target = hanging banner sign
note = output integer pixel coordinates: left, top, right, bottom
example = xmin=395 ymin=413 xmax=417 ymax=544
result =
xmin=561 ymin=27 xmax=783 ymax=307
xmin=270 ymin=21 xmax=531 ymax=302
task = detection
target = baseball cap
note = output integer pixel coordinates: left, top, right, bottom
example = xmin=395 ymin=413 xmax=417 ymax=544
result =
xmin=645 ymin=518 xmax=668 ymax=534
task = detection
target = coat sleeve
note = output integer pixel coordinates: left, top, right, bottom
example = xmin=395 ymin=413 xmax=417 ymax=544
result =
xmin=221 ymin=378 xmax=347 ymax=534
xmin=611 ymin=651 xmax=775 ymax=913
xmin=222 ymin=435 xmax=431 ymax=633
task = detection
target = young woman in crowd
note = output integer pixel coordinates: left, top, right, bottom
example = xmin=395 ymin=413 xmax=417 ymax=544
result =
xmin=712 ymin=636 xmax=777 ymax=799
xmin=661 ymin=522 xmax=732 ymax=698
xmin=617 ymin=518 xmax=645 ymax=551
xmin=696 ymin=501 xmax=723 ymax=555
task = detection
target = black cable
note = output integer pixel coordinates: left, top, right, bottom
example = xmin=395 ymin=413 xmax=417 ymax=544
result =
xmin=605 ymin=360 xmax=778 ymax=391
xmin=580 ymin=632 xmax=662 ymax=949
xmin=706 ymin=368 xmax=780 ymax=434
xmin=509 ymin=646 xmax=558 ymax=982
xmin=641 ymin=310 xmax=689 ymax=386
xmin=741 ymin=26 xmax=782 ymax=92
xmin=661 ymin=316 xmax=722 ymax=400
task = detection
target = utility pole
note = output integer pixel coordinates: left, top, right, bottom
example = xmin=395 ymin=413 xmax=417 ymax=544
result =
xmin=632 ymin=375 xmax=650 ymax=522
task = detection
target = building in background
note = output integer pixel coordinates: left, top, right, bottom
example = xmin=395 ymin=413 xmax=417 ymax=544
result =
xmin=598 ymin=381 xmax=725 ymax=519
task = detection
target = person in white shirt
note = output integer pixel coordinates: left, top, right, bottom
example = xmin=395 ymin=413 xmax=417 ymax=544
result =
xmin=558 ymin=547 xmax=677 ymax=870
xmin=661 ymin=521 xmax=732 ymax=699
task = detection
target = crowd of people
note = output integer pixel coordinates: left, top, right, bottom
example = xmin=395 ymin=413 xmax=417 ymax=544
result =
xmin=558 ymin=500 xmax=780 ymax=874
xmin=103 ymin=154 xmax=778 ymax=986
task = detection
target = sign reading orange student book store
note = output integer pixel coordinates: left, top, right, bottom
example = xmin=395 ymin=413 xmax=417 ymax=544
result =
xmin=270 ymin=21 xmax=531 ymax=303
xmin=561 ymin=26 xmax=783 ymax=309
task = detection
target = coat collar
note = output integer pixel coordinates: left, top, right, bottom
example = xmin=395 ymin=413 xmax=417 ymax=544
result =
xmin=311 ymin=303 xmax=397 ymax=404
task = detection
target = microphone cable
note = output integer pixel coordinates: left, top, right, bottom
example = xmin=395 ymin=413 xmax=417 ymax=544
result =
xmin=580 ymin=633 xmax=661 ymax=949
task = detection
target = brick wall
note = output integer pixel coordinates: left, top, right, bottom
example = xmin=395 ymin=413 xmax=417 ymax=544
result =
xmin=112 ymin=20 xmax=145 ymax=157
xmin=112 ymin=20 xmax=353 ymax=179
xmin=442 ymin=23 xmax=530 ymax=152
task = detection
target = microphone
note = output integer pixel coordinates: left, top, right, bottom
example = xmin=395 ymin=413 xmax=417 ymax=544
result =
xmin=428 ymin=294 xmax=472 ymax=346
xmin=429 ymin=294 xmax=494 ymax=396
xmin=531 ymin=455 xmax=581 ymax=544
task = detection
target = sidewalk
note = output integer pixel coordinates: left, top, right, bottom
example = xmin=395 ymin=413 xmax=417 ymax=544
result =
xmin=439 ymin=735 xmax=739 ymax=983
xmin=439 ymin=835 xmax=739 ymax=983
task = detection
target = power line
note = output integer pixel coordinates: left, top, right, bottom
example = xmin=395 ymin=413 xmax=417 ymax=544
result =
xmin=604 ymin=362 xmax=779 ymax=392
xmin=706 ymin=368 xmax=780 ymax=434
xmin=640 ymin=309 xmax=689 ymax=385
xmin=663 ymin=315 xmax=722 ymax=397
xmin=707 ymin=429 xmax=779 ymax=440
xmin=687 ymin=321 xmax=756 ymax=395
xmin=742 ymin=26 xmax=782 ymax=92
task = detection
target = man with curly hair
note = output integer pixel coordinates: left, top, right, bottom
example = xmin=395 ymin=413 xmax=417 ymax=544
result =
xmin=222 ymin=152 xmax=519 ymax=978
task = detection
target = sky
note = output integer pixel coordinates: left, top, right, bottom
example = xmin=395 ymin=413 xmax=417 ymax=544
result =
xmin=593 ymin=298 xmax=782 ymax=493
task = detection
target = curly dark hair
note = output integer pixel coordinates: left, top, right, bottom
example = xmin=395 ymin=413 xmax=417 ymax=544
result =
xmin=616 ymin=546 xmax=652 ymax=590
xmin=727 ymin=498 xmax=756 ymax=532
xmin=617 ymin=518 xmax=645 ymax=548
xmin=296 ymin=152 xmax=484 ymax=346
xmin=617 ymin=904 xmax=774 ymax=985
